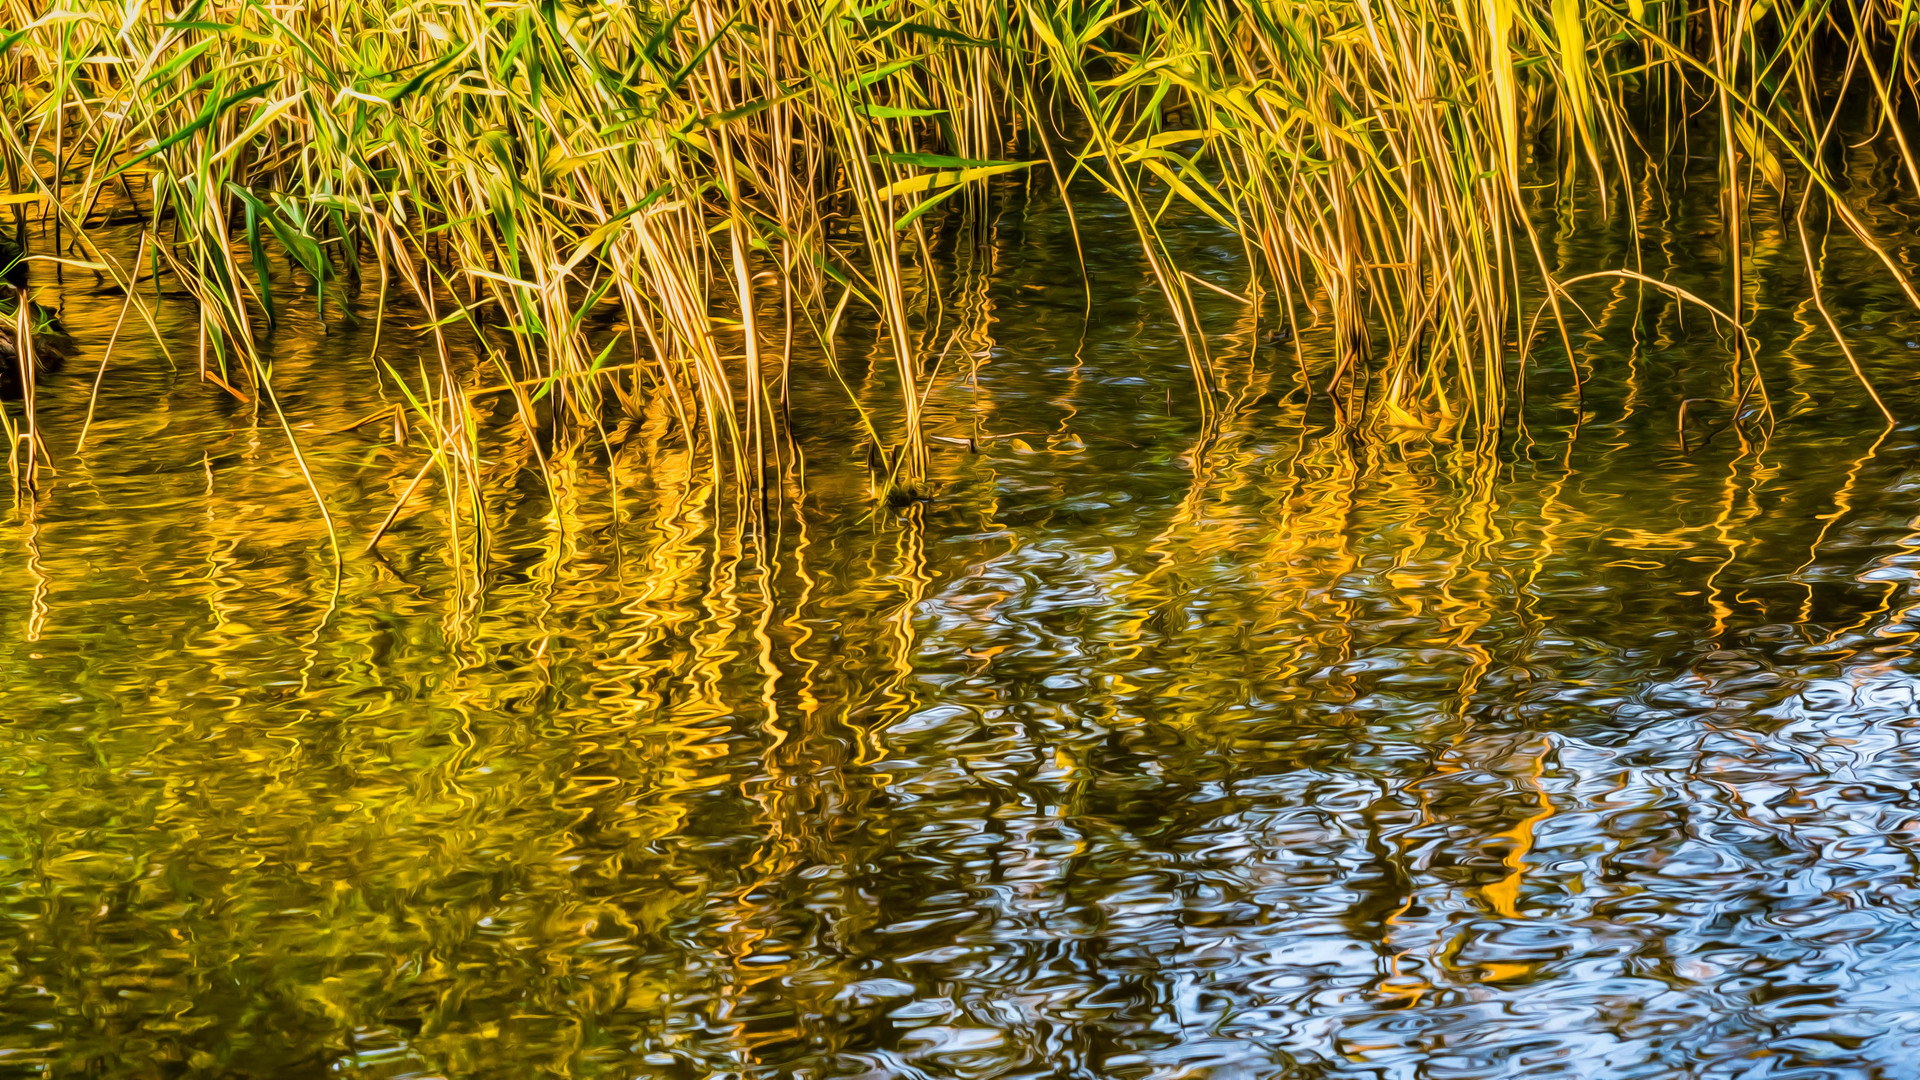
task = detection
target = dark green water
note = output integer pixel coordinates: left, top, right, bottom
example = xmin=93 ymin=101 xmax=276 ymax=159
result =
xmin=7 ymin=180 xmax=1920 ymax=1078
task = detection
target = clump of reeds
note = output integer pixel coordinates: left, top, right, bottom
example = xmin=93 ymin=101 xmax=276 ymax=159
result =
xmin=0 ymin=0 xmax=1913 ymax=509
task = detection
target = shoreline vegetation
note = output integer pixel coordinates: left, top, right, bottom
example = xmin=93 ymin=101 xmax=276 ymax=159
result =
xmin=1 ymin=0 xmax=1916 ymax=520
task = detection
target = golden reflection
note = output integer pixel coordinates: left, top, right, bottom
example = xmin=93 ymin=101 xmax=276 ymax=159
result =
xmin=7 ymin=169 xmax=1920 ymax=1077
xmin=1476 ymin=737 xmax=1556 ymax=919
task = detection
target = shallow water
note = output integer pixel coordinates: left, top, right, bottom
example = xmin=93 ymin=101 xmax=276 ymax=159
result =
xmin=7 ymin=176 xmax=1920 ymax=1078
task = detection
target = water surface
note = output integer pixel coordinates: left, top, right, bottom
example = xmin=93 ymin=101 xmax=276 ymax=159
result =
xmin=5 ymin=177 xmax=1920 ymax=1078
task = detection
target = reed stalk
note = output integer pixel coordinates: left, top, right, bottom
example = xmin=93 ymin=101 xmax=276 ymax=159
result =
xmin=0 ymin=0 xmax=1912 ymax=514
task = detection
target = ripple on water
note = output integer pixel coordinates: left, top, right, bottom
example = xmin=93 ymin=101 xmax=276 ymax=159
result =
xmin=11 ymin=189 xmax=1920 ymax=1078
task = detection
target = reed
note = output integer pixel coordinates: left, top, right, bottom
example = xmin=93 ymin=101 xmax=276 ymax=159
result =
xmin=0 ymin=0 xmax=1913 ymax=504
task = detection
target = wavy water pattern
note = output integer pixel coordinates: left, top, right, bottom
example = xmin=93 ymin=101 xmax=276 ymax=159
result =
xmin=5 ymin=176 xmax=1920 ymax=1077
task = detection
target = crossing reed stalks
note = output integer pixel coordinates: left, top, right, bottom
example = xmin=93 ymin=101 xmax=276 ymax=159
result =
xmin=0 ymin=0 xmax=1913 ymax=503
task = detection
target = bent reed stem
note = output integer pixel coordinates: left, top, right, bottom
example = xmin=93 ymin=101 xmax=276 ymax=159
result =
xmin=0 ymin=0 xmax=1912 ymax=523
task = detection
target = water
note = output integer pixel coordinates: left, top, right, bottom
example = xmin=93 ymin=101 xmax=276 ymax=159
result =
xmin=7 ymin=177 xmax=1920 ymax=1078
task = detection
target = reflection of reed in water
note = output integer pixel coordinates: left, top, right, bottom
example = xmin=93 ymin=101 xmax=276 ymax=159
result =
xmin=11 ymin=138 xmax=1920 ymax=1077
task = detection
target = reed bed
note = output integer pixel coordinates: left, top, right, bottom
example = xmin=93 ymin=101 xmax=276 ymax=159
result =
xmin=0 ymin=0 xmax=1915 ymax=510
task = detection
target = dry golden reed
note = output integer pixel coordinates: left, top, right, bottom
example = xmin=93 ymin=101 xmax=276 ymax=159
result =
xmin=1 ymin=0 xmax=1914 ymax=502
